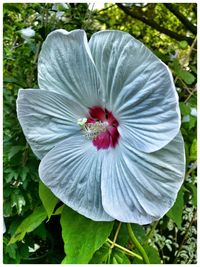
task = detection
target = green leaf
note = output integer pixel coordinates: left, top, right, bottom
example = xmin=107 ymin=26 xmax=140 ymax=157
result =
xmin=166 ymin=188 xmax=184 ymax=229
xmin=113 ymin=250 xmax=131 ymax=264
xmin=177 ymin=70 xmax=195 ymax=85
xmin=112 ymin=256 xmax=118 ymax=264
xmin=32 ymin=222 xmax=47 ymax=240
xmin=144 ymin=246 xmax=161 ymax=264
xmin=4 ymin=241 xmax=17 ymax=259
xmin=11 ymin=194 xmax=26 ymax=215
xmin=132 ymin=246 xmax=161 ymax=264
xmin=171 ymin=59 xmax=195 ymax=85
xmin=20 ymin=167 xmax=29 ymax=181
xmin=190 ymin=65 xmax=197 ymax=74
xmin=60 ymin=206 xmax=114 ymax=264
xmin=8 ymin=217 xmax=22 ymax=236
xmin=19 ymin=242 xmax=29 ymax=259
xmin=3 ymin=202 xmax=12 ymax=217
xmin=5 ymin=170 xmax=18 ymax=183
xmin=131 ymin=224 xmax=146 ymax=243
xmin=8 ymin=146 xmax=24 ymax=160
xmin=115 ymin=223 xmax=145 ymax=249
xmin=179 ymin=70 xmax=195 ymax=84
xmin=190 ymin=139 xmax=197 ymax=161
xmin=39 ymin=181 xmax=59 ymax=219
xmin=187 ymin=184 xmax=197 ymax=207
xmin=9 ymin=206 xmax=47 ymax=244
xmin=179 ymin=40 xmax=188 ymax=50
xmin=188 ymin=116 xmax=197 ymax=130
xmin=191 ymin=185 xmax=197 ymax=207
xmin=90 ymin=244 xmax=110 ymax=264
xmin=115 ymin=223 xmax=130 ymax=246
xmin=53 ymin=204 xmax=64 ymax=215
xmin=179 ymin=102 xmax=190 ymax=116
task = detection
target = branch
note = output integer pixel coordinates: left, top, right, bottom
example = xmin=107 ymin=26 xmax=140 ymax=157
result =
xmin=184 ymin=86 xmax=197 ymax=103
xmin=164 ymin=4 xmax=197 ymax=35
xmin=117 ymin=4 xmax=194 ymax=45
xmin=98 ymin=4 xmax=116 ymax=13
xmin=110 ymin=222 xmax=121 ymax=248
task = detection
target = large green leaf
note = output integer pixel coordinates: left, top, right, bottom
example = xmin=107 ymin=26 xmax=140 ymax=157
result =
xmin=131 ymin=224 xmax=146 ymax=243
xmin=60 ymin=206 xmax=114 ymax=264
xmin=89 ymin=244 xmax=110 ymax=264
xmin=114 ymin=223 xmax=129 ymax=246
xmin=39 ymin=181 xmax=59 ymax=219
xmin=166 ymin=188 xmax=184 ymax=229
xmin=132 ymin=245 xmax=161 ymax=264
xmin=9 ymin=206 xmax=47 ymax=244
xmin=144 ymin=246 xmax=161 ymax=264
xmin=90 ymin=245 xmax=131 ymax=264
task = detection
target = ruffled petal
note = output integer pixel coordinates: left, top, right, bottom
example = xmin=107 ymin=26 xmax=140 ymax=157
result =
xmin=39 ymin=135 xmax=113 ymax=221
xmin=38 ymin=29 xmax=103 ymax=107
xmin=16 ymin=89 xmax=88 ymax=159
xmin=101 ymin=132 xmax=185 ymax=224
xmin=89 ymin=30 xmax=180 ymax=153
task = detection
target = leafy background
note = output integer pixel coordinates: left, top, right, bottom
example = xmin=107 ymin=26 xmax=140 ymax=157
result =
xmin=3 ymin=3 xmax=197 ymax=264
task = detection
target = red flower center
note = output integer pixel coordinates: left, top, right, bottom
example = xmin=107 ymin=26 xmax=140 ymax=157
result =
xmin=81 ymin=106 xmax=120 ymax=150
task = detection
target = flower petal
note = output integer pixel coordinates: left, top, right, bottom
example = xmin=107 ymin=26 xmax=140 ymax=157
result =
xmin=92 ymin=131 xmax=110 ymax=150
xmin=39 ymin=135 xmax=113 ymax=221
xmin=38 ymin=29 xmax=103 ymax=107
xmin=16 ymin=89 xmax=88 ymax=159
xmin=89 ymin=30 xmax=180 ymax=153
xmin=89 ymin=106 xmax=106 ymax=122
xmin=101 ymin=132 xmax=185 ymax=224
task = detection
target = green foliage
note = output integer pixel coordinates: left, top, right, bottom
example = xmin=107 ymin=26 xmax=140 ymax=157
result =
xmin=190 ymin=138 xmax=197 ymax=161
xmin=39 ymin=181 xmax=59 ymax=219
xmin=187 ymin=183 xmax=197 ymax=207
xmin=4 ymin=236 xmax=28 ymax=264
xmin=60 ymin=206 xmax=114 ymax=263
xmin=3 ymin=2 xmax=197 ymax=264
xmin=9 ymin=206 xmax=47 ymax=244
xmin=145 ymin=246 xmax=161 ymax=264
xmin=111 ymin=250 xmax=131 ymax=264
xmin=131 ymin=224 xmax=146 ymax=243
xmin=179 ymin=40 xmax=188 ymax=50
xmin=167 ymin=188 xmax=184 ymax=229
xmin=133 ymin=245 xmax=161 ymax=264
xmin=170 ymin=59 xmax=195 ymax=85
xmin=90 ymin=244 xmax=111 ymax=264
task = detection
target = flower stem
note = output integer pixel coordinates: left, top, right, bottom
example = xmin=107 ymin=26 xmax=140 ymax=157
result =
xmin=127 ymin=223 xmax=150 ymax=264
xmin=110 ymin=222 xmax=122 ymax=248
xmin=107 ymin=239 xmax=143 ymax=260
